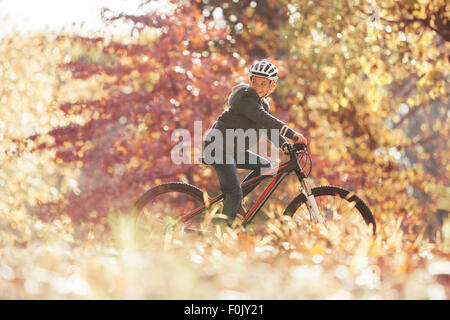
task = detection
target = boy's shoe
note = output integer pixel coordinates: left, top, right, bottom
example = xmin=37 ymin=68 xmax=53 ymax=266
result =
xmin=211 ymin=215 xmax=232 ymax=228
xmin=211 ymin=205 xmax=247 ymax=231
xmin=230 ymin=217 xmax=246 ymax=232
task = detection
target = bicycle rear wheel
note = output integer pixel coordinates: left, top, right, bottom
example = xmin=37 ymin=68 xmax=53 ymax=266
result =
xmin=130 ymin=182 xmax=208 ymax=238
xmin=283 ymin=185 xmax=376 ymax=236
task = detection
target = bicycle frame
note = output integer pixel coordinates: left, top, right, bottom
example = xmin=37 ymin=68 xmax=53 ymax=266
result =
xmin=181 ymin=148 xmax=312 ymax=227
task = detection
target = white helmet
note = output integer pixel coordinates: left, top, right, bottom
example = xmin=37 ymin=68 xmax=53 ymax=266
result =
xmin=248 ymin=60 xmax=278 ymax=83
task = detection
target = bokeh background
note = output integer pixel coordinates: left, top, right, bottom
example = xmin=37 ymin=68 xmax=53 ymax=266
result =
xmin=0 ymin=0 xmax=448 ymax=299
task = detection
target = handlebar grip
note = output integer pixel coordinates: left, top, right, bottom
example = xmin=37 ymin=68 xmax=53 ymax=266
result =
xmin=292 ymin=135 xmax=307 ymax=148
xmin=284 ymin=142 xmax=307 ymax=154
xmin=295 ymin=142 xmax=307 ymax=150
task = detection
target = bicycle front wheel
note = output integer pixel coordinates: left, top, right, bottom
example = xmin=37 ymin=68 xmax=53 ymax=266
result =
xmin=283 ymin=185 xmax=376 ymax=236
xmin=130 ymin=182 xmax=208 ymax=237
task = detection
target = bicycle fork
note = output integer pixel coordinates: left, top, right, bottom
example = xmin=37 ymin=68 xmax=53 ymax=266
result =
xmin=298 ymin=176 xmax=324 ymax=224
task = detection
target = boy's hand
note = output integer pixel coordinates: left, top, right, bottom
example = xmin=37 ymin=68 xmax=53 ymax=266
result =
xmin=292 ymin=132 xmax=308 ymax=145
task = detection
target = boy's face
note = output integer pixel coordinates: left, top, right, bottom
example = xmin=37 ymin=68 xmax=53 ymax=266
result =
xmin=250 ymin=76 xmax=276 ymax=98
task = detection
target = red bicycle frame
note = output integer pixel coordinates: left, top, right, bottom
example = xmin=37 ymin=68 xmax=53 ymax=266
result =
xmin=181 ymin=151 xmax=307 ymax=226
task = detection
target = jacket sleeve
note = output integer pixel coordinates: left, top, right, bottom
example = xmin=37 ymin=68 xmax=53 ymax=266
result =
xmin=235 ymin=90 xmax=295 ymax=140
xmin=264 ymin=129 xmax=289 ymax=150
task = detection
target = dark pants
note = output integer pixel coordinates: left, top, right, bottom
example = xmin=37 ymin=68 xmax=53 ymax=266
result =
xmin=213 ymin=150 xmax=272 ymax=220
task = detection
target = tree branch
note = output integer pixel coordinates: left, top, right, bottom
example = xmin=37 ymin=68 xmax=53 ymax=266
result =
xmin=355 ymin=6 xmax=449 ymax=42
xmin=393 ymin=104 xmax=423 ymax=129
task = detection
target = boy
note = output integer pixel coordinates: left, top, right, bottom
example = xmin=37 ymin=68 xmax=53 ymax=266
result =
xmin=203 ymin=60 xmax=307 ymax=226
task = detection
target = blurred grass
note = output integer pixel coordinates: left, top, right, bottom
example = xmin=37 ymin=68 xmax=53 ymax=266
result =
xmin=0 ymin=206 xmax=449 ymax=299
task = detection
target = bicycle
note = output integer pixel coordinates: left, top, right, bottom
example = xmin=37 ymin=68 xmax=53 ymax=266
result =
xmin=130 ymin=143 xmax=376 ymax=236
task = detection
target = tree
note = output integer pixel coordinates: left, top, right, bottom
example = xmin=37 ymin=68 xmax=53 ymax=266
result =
xmin=272 ymin=0 xmax=448 ymax=236
xmin=0 ymin=32 xmax=82 ymax=221
xmin=22 ymin=1 xmax=240 ymax=224
xmin=8 ymin=0 xmax=447 ymax=239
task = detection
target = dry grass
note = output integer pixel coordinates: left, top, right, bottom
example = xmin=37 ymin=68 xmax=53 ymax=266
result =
xmin=0 ymin=206 xmax=449 ymax=300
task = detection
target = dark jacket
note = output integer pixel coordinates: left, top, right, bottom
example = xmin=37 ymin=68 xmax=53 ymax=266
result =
xmin=204 ymin=84 xmax=294 ymax=158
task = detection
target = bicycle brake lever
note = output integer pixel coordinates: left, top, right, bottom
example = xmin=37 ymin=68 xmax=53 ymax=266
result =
xmin=294 ymin=142 xmax=307 ymax=151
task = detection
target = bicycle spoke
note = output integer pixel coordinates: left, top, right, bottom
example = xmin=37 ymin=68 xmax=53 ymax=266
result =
xmin=136 ymin=191 xmax=206 ymax=239
xmin=291 ymin=190 xmax=369 ymax=238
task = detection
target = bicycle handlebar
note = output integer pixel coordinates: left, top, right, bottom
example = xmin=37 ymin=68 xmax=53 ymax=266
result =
xmin=285 ymin=142 xmax=312 ymax=177
xmin=284 ymin=142 xmax=307 ymax=154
